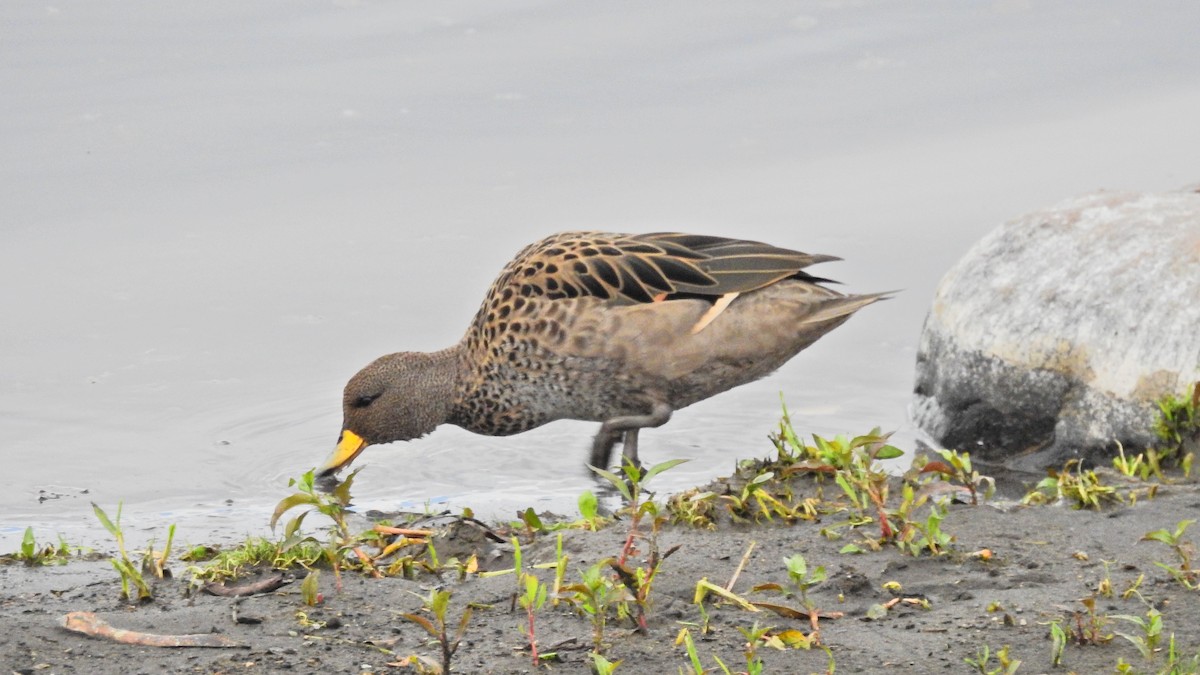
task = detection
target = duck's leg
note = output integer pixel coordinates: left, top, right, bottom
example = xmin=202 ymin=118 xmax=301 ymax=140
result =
xmin=588 ymin=402 xmax=673 ymax=469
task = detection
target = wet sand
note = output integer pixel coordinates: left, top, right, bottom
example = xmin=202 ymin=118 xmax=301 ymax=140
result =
xmin=4 ymin=470 xmax=1199 ymax=674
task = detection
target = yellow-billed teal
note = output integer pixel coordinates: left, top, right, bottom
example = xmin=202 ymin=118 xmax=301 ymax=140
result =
xmin=318 ymin=231 xmax=888 ymax=476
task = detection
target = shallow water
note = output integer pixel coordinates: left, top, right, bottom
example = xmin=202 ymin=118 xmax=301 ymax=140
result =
xmin=3 ymin=1 xmax=1199 ymax=549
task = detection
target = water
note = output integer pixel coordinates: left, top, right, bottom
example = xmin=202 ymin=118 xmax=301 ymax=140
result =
xmin=3 ymin=1 xmax=1199 ymax=549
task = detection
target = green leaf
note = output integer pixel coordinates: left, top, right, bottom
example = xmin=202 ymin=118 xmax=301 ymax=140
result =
xmin=839 ymin=543 xmax=864 ymax=554
xmin=1142 ymin=528 xmax=1175 ymax=545
xmin=20 ymin=527 xmax=35 ymax=560
xmin=784 ymin=554 xmax=807 ymax=577
xmin=91 ymin=502 xmax=120 ymax=538
xmin=682 ymin=628 xmax=703 ymax=674
xmin=400 ymin=612 xmax=438 ymax=637
xmin=588 ymin=465 xmax=632 ymax=502
xmin=578 ymin=490 xmax=598 ymax=520
xmin=749 ymin=471 xmax=775 ymax=487
xmin=431 ymin=589 xmax=450 ymax=619
xmin=455 ymin=606 xmax=474 ymax=642
xmin=520 ymin=507 xmax=544 ymax=531
xmin=331 ymin=468 xmax=361 ymax=506
xmin=279 ymin=532 xmax=320 ymax=553
xmin=270 ymin=493 xmax=320 ymax=529
xmin=283 ymin=509 xmax=310 ymax=540
xmin=301 ymin=569 xmax=320 ymax=606
xmin=874 ymin=445 xmax=905 ymax=460
xmin=642 ymin=458 xmax=689 ymax=483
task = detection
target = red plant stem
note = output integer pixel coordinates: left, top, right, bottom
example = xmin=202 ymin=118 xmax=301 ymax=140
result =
xmin=867 ymin=486 xmax=893 ymax=540
xmin=617 ymin=529 xmax=637 ymax=566
xmin=527 ymin=607 xmax=538 ymax=666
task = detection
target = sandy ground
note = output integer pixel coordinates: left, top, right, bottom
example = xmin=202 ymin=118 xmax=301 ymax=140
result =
xmin=4 ymin=469 xmax=1200 ymax=675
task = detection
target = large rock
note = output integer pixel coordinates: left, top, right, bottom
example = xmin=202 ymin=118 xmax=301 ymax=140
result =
xmin=912 ymin=187 xmax=1200 ymax=470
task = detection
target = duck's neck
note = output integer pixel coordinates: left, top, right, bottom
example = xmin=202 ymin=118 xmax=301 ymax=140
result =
xmin=417 ymin=345 xmax=468 ymax=421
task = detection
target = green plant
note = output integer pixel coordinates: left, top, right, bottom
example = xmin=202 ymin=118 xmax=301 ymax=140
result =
xmin=1062 ymin=596 xmax=1113 ymax=646
xmin=589 ymin=456 xmax=685 ymax=635
xmin=140 ymin=524 xmax=176 ymax=580
xmin=667 ymin=487 xmax=719 ymax=528
xmin=735 ymin=622 xmax=772 ymax=675
xmin=608 ymin=540 xmax=681 ymax=634
xmin=400 ymin=588 xmax=473 ymax=674
xmin=1049 ymin=620 xmax=1067 ymax=667
xmin=894 ymin=493 xmax=953 ymax=557
xmin=917 ymin=449 xmax=995 ymax=505
xmin=963 ymin=644 xmax=1021 ymax=674
xmin=590 ymin=651 xmax=622 ymax=674
xmin=677 ymin=627 xmax=706 ymax=674
xmin=562 ymin=558 xmax=630 ymax=653
xmin=3 ymin=527 xmax=77 ymax=566
xmin=1153 ymin=380 xmax=1199 ymax=471
xmin=518 ymin=572 xmax=549 ymax=666
xmin=92 ymin=501 xmax=153 ymax=602
xmin=1021 ymin=460 xmax=1121 ymax=510
xmin=752 ymin=554 xmax=827 ymax=639
xmin=301 ymin=569 xmax=321 ymax=606
xmin=1112 ymin=607 xmax=1164 ymax=660
xmin=271 ymin=469 xmax=378 ymax=581
xmin=1142 ymin=520 xmax=1198 ymax=589
xmin=1113 ymin=441 xmax=1161 ymax=481
xmin=591 ymin=456 xmax=687 ymax=565
xmin=577 ymin=489 xmax=607 ymax=531
xmin=186 ymin=536 xmax=325 ymax=583
xmin=1114 ymin=634 xmax=1200 ymax=674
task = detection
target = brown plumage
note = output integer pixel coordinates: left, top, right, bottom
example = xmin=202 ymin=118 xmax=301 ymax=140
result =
xmin=318 ymin=231 xmax=888 ymax=476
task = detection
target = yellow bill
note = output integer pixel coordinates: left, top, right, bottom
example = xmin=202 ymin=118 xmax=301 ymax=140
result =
xmin=318 ymin=429 xmax=368 ymax=476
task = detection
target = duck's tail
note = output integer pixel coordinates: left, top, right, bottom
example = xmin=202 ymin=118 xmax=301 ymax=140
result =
xmin=803 ymin=290 xmax=896 ymax=325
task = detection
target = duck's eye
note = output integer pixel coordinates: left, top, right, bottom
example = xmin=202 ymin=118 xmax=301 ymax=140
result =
xmin=352 ymin=393 xmax=381 ymax=408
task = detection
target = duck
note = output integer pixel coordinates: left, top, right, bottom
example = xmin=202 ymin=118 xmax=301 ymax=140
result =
xmin=318 ymin=231 xmax=888 ymax=477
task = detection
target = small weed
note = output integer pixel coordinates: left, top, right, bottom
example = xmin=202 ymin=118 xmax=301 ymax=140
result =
xmin=1153 ymin=380 xmax=1199 ymax=471
xmin=1112 ymin=607 xmax=1164 ymax=660
xmin=2 ymin=527 xmax=79 ymax=566
xmin=1142 ymin=519 xmax=1198 ymax=589
xmin=272 ymin=469 xmax=380 ymax=581
xmin=964 ymin=644 xmax=1021 ymax=675
xmin=1063 ymin=596 xmax=1113 ymax=646
xmin=550 ymin=533 xmax=567 ymax=608
xmin=518 ymin=572 xmax=548 ymax=666
xmin=735 ymin=622 xmax=772 ymax=675
xmin=92 ymin=502 xmax=153 ymax=602
xmin=590 ymin=456 xmax=685 ymax=634
xmin=400 ymin=587 xmax=473 ymax=675
xmin=301 ymin=569 xmax=321 ymax=606
xmin=893 ymin=485 xmax=954 ymax=556
xmin=140 ymin=524 xmax=176 ymax=580
xmin=917 ymin=449 xmax=995 ymax=505
xmin=1021 ymin=460 xmax=1121 ymax=510
xmin=1113 ymin=441 xmax=1162 ymax=481
xmin=1049 ymin=620 xmax=1067 ymax=667
xmin=676 ymin=627 xmax=706 ymax=674
xmin=562 ymin=558 xmax=629 ymax=653
xmin=589 ymin=651 xmax=622 ymax=674
xmin=752 ymin=553 xmax=826 ymax=640
xmin=187 ymin=537 xmax=325 ymax=583
xmin=591 ymin=456 xmax=686 ymax=565
xmin=667 ymin=488 xmax=719 ymax=529
xmin=609 ymin=540 xmax=682 ymax=634
xmin=577 ymin=489 xmax=608 ymax=531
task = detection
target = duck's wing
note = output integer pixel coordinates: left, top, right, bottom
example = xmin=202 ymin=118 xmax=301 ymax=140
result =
xmin=489 ymin=231 xmax=840 ymax=306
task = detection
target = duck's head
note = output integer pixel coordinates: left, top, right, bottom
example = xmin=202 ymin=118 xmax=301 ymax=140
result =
xmin=317 ymin=351 xmax=457 ymax=477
